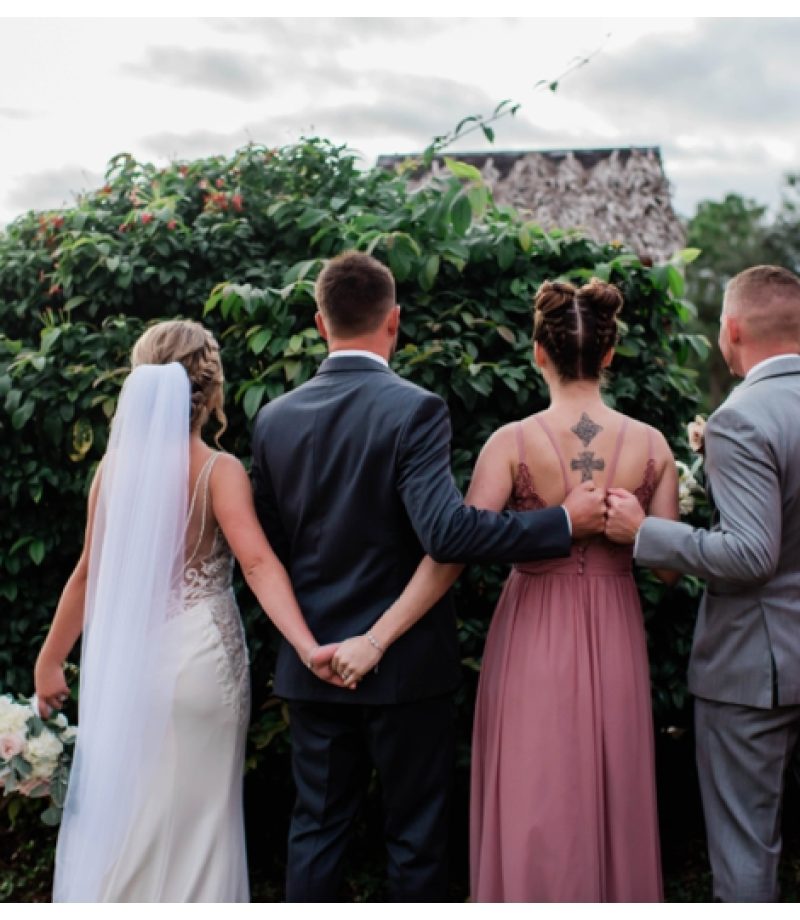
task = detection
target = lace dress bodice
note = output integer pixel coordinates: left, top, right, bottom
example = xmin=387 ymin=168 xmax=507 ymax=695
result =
xmin=181 ymin=454 xmax=249 ymax=722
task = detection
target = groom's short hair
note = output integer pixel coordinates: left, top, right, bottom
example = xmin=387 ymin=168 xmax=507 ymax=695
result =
xmin=726 ymin=265 xmax=800 ymax=342
xmin=316 ymin=251 xmax=396 ymax=337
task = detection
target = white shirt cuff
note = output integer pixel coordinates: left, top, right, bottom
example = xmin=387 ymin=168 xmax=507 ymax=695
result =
xmin=561 ymin=504 xmax=572 ymax=537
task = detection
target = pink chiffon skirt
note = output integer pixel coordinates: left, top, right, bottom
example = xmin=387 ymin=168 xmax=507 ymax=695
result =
xmin=470 ymin=546 xmax=663 ymax=902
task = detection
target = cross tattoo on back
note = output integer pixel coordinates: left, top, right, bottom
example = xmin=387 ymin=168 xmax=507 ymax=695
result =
xmin=571 ymin=450 xmax=605 ymax=482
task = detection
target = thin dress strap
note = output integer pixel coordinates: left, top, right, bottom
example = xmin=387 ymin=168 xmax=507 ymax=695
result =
xmin=185 ymin=452 xmax=221 ymax=566
xmin=514 ymin=422 xmax=527 ymax=467
xmin=533 ymin=415 xmax=570 ymax=494
xmin=605 ymin=418 xmax=630 ymax=489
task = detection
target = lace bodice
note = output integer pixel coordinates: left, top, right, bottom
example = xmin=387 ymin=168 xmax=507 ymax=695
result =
xmin=180 ymin=453 xmax=249 ymax=722
xmin=184 ymin=528 xmax=235 ymax=603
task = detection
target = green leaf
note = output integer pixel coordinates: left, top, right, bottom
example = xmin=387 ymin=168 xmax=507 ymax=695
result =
xmin=418 ymin=255 xmax=440 ymax=292
xmin=450 ymin=194 xmax=472 ymax=236
xmin=242 ymin=384 xmax=266 ymax=420
xmin=41 ymin=805 xmax=63 ymax=827
xmin=676 ymin=247 xmax=701 ymax=264
xmin=666 ymin=265 xmax=685 ymax=297
xmin=481 ymin=125 xmax=495 ymax=144
xmin=444 ymin=157 xmax=483 ymax=183
xmin=249 ymin=328 xmax=272 ymax=355
xmin=496 ymin=325 xmax=516 ymax=345
xmin=12 ymin=402 xmax=34 ymax=430
xmin=29 ymin=539 xmax=45 ymax=566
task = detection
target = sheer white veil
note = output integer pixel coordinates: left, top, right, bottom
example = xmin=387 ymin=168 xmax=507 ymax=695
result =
xmin=54 ymin=362 xmax=191 ymax=902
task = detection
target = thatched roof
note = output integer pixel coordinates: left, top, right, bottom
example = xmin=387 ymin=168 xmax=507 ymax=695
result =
xmin=377 ymin=147 xmax=686 ymax=264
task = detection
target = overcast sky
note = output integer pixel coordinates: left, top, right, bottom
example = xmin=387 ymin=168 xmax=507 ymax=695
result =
xmin=1 ymin=14 xmax=799 ymax=227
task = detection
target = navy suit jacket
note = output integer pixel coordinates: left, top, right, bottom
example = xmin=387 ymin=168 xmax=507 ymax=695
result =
xmin=251 ymin=354 xmax=571 ymax=704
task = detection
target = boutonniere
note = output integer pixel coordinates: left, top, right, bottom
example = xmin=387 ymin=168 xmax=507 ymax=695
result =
xmin=687 ymin=414 xmax=706 ymax=455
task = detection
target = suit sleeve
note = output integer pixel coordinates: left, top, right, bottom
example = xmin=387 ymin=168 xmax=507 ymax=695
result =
xmin=636 ymin=404 xmax=781 ymax=585
xmin=251 ymin=409 xmax=291 ymax=567
xmin=396 ymin=393 xmax=571 ymax=564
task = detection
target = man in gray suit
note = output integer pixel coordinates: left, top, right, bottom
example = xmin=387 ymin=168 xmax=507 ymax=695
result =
xmin=605 ymin=265 xmax=800 ymax=901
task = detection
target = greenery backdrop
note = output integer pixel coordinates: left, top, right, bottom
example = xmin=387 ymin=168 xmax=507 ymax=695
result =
xmin=0 ymin=137 xmax=710 ymax=900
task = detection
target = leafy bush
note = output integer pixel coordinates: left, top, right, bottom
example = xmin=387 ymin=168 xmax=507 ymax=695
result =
xmin=0 ymin=138 xmax=706 ymax=900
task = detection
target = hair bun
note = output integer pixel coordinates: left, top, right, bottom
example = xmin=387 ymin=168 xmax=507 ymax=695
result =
xmin=535 ymin=279 xmax=576 ymax=315
xmin=580 ymin=278 xmax=623 ymax=317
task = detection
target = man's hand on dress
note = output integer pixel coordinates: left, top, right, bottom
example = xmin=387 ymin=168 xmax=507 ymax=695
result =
xmin=604 ymin=488 xmax=645 ymax=544
xmin=563 ymin=481 xmax=607 ymax=539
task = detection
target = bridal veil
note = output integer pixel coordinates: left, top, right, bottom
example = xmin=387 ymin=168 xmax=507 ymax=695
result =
xmin=54 ymin=362 xmax=190 ymax=902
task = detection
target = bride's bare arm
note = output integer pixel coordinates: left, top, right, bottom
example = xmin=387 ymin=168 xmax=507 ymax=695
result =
xmin=210 ymin=453 xmax=342 ymax=684
xmin=34 ymin=467 xmax=102 ymax=716
xmin=332 ymin=428 xmax=517 ymax=684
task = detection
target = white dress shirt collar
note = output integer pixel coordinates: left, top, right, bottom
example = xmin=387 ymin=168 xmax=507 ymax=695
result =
xmin=327 ymin=349 xmax=389 ymax=368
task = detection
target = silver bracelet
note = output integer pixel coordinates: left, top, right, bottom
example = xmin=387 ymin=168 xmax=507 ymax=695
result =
xmin=365 ymin=630 xmax=385 ymax=655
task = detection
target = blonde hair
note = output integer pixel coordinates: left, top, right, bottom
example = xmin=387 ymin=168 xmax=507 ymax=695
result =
xmin=131 ymin=320 xmax=227 ymax=445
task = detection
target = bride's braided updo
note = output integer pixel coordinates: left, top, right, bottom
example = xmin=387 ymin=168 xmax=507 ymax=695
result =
xmin=131 ymin=320 xmax=228 ymax=445
xmin=533 ymin=278 xmax=623 ymax=381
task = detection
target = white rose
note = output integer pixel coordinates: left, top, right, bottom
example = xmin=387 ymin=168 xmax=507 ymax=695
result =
xmin=687 ymin=415 xmax=706 ymax=454
xmin=25 ymin=730 xmax=64 ymax=764
xmin=53 ymin=713 xmax=68 ymax=729
xmin=61 ymin=726 xmax=77 ymax=742
xmin=0 ymin=697 xmax=33 ymax=735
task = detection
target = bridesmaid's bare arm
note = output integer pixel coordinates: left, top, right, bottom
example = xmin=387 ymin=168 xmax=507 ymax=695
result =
xmin=332 ymin=428 xmax=517 ymax=683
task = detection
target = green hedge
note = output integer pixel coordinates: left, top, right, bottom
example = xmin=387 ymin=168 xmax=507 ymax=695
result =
xmin=0 ymin=138 xmax=707 ymax=899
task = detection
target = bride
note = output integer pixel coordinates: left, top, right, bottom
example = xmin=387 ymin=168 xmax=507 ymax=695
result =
xmin=33 ymin=320 xmax=339 ymax=902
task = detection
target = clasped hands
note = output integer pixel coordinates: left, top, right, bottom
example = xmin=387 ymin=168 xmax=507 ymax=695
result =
xmin=553 ymin=479 xmax=646 ymax=545
xmin=306 ymin=634 xmax=383 ymax=691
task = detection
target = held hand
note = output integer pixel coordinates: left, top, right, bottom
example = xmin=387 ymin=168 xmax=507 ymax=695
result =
xmin=308 ymin=643 xmax=348 ymax=688
xmin=33 ymin=657 xmax=70 ymax=718
xmin=331 ymin=636 xmax=384 ymax=690
xmin=563 ymin=481 xmax=607 ymax=540
xmin=605 ymin=488 xmax=645 ymax=544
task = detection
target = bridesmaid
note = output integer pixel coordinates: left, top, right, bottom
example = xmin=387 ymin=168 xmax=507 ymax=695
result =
xmin=467 ymin=279 xmax=678 ymax=902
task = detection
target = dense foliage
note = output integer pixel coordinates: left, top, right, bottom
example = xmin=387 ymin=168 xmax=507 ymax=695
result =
xmin=0 ymin=138 xmax=707 ymax=899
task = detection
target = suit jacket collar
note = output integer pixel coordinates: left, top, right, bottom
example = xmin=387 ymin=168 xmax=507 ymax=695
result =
xmin=737 ymin=353 xmax=800 ymax=391
xmin=316 ymin=355 xmax=394 ymax=376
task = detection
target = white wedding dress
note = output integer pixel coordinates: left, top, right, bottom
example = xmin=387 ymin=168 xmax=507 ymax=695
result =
xmin=97 ymin=453 xmax=251 ymax=902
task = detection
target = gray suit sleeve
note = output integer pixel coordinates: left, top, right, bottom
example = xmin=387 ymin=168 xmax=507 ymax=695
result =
xmin=636 ymin=404 xmax=781 ymax=585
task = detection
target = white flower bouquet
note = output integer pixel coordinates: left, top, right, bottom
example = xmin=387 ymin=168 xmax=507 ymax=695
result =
xmin=0 ymin=693 xmax=75 ymax=825
xmin=676 ymin=458 xmax=704 ymax=517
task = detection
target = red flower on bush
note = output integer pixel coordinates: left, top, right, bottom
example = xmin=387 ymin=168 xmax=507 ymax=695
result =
xmin=140 ymin=213 xmax=154 ymax=225
xmin=167 ymin=219 xmax=177 ymax=230
xmin=231 ymin=194 xmax=243 ymax=211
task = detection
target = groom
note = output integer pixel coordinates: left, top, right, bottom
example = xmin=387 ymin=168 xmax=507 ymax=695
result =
xmin=251 ymin=250 xmax=606 ymax=901
xmin=605 ymin=265 xmax=800 ymax=901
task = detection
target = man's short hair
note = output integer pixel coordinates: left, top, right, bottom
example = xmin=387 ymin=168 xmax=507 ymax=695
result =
xmin=726 ymin=265 xmax=800 ymax=343
xmin=315 ymin=251 xmax=396 ymax=337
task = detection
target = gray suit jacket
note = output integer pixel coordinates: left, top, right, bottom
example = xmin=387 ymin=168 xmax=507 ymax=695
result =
xmin=636 ymin=354 xmax=800 ymax=708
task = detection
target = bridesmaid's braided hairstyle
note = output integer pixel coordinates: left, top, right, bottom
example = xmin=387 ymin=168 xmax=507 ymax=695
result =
xmin=533 ymin=278 xmax=623 ymax=381
xmin=131 ymin=319 xmax=228 ymax=446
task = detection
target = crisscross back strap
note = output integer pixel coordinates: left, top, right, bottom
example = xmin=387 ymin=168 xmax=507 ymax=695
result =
xmin=533 ymin=415 xmax=570 ymax=493
xmin=605 ymin=418 xmax=630 ymax=489
xmin=186 ymin=452 xmax=220 ymax=565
